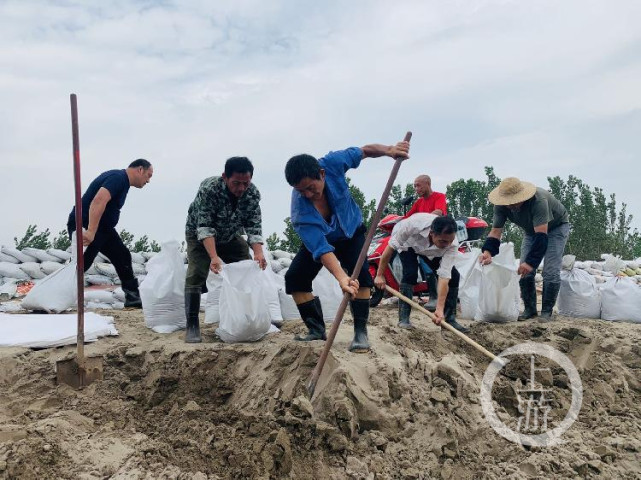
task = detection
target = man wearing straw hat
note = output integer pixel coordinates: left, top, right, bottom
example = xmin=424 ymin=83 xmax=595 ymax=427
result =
xmin=479 ymin=177 xmax=570 ymax=321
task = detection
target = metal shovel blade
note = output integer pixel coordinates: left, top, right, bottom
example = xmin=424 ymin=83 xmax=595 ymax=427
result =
xmin=56 ymin=356 xmax=103 ymax=389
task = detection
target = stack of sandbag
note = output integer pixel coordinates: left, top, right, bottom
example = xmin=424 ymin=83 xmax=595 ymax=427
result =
xmin=1 ymin=246 xmax=68 ymax=284
xmin=139 ymin=240 xmax=186 ymax=333
xmin=572 ymin=255 xmax=641 ymax=285
xmin=84 ymin=289 xmax=125 ymax=310
xmin=459 ymin=242 xmax=520 ymax=323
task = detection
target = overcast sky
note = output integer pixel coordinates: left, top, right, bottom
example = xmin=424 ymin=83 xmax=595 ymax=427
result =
xmin=1 ymin=0 xmax=640 ymax=249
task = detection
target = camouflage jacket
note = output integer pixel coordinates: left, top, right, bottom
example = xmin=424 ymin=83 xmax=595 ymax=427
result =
xmin=185 ymin=176 xmax=263 ymax=244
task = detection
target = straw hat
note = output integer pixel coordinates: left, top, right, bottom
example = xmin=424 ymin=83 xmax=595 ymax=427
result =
xmin=488 ymin=177 xmax=537 ymax=205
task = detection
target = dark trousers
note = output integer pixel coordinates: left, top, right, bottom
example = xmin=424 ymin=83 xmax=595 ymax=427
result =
xmin=68 ymin=223 xmax=135 ymax=283
xmin=399 ymin=248 xmax=460 ymax=288
xmin=285 ymin=226 xmax=374 ymax=294
xmin=184 ymin=233 xmax=251 ymax=289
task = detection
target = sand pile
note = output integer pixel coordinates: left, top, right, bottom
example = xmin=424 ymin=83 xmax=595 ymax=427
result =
xmin=1 ymin=306 xmax=640 ymax=479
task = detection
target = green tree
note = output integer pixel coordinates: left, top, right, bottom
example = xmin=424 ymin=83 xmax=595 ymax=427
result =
xmin=133 ymin=235 xmax=151 ymax=252
xmin=384 ymin=183 xmax=415 ymax=215
xmin=279 ymin=217 xmax=302 ymax=253
xmin=52 ymin=229 xmax=71 ymax=250
xmin=150 ymin=240 xmax=161 ymax=252
xmin=14 ymin=224 xmax=51 ymax=250
xmin=548 ymin=175 xmax=639 ymax=259
xmin=265 ymin=232 xmax=282 ymax=252
xmin=346 ymin=177 xmax=377 ymax=228
xmin=119 ymin=229 xmax=135 ymax=250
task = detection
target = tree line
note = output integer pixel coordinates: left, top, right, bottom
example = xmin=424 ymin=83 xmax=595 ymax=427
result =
xmin=267 ymin=166 xmax=641 ymax=260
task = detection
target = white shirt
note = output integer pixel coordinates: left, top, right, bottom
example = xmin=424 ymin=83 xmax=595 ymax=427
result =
xmin=388 ymin=213 xmax=459 ymax=279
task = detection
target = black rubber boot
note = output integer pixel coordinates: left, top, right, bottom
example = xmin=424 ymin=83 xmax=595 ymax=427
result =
xmin=398 ymin=283 xmax=414 ymax=329
xmin=518 ymin=276 xmax=538 ymax=321
xmin=425 ymin=274 xmax=438 ymax=312
xmin=184 ymin=287 xmax=202 ymax=343
xmin=294 ymin=297 xmax=326 ymax=341
xmin=539 ymin=282 xmax=560 ymax=322
xmin=349 ymin=298 xmax=371 ymax=353
xmin=122 ymin=278 xmax=143 ymax=309
xmin=443 ymin=287 xmax=469 ymax=333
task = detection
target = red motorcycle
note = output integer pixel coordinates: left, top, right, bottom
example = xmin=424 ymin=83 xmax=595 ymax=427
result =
xmin=367 ymin=212 xmax=488 ymax=307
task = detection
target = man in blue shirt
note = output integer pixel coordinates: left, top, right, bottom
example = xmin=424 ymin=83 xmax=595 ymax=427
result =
xmin=284 ymin=140 xmax=410 ymax=352
xmin=67 ymin=159 xmax=153 ymax=308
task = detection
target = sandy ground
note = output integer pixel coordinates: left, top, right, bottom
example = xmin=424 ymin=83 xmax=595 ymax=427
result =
xmin=1 ymin=303 xmax=640 ymax=479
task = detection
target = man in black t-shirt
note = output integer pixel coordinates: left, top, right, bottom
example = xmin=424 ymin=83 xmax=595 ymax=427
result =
xmin=67 ymin=159 xmax=153 ymax=308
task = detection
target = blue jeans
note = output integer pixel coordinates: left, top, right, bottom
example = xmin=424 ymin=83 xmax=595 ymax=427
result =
xmin=520 ymin=223 xmax=570 ymax=285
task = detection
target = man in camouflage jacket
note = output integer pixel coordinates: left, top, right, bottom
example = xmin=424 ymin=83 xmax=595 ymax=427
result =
xmin=183 ymin=156 xmax=266 ymax=343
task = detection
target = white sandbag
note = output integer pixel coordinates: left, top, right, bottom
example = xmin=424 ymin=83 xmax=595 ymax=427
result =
xmin=600 ymin=277 xmax=641 ymax=323
xmin=262 ymin=268 xmax=284 ymax=325
xmin=84 ymin=289 xmax=116 ymax=304
xmin=113 ymin=302 xmax=125 ymax=310
xmin=86 ymin=301 xmax=114 ymax=310
xmin=574 ymin=261 xmax=587 ymax=270
xmin=85 ymin=274 xmax=114 ymax=286
xmin=19 ymin=262 xmax=46 ymax=279
xmin=21 ymin=262 xmax=77 ymax=313
xmin=22 ymin=247 xmax=61 ymax=263
xmin=130 ymin=251 xmax=146 ymax=264
xmin=132 ymin=263 xmax=146 ymax=276
xmin=1 ymin=246 xmax=37 ymax=263
xmin=95 ymin=262 xmax=118 ymax=278
xmin=86 ymin=264 xmax=99 ymax=275
xmin=41 ymin=261 xmax=64 ymax=275
xmin=250 ymin=245 xmax=284 ymax=324
xmin=0 ymin=262 xmax=31 ymax=281
xmin=269 ymin=271 xmax=299 ymax=321
xmin=96 ymin=252 xmax=111 ymax=263
xmin=139 ymin=240 xmax=186 ymax=333
xmin=312 ymin=267 xmax=343 ymax=323
xmin=455 ymin=248 xmax=481 ymax=284
xmin=270 ymin=260 xmax=283 ymax=273
xmin=278 ymin=257 xmax=292 ymax=268
xmin=142 ymin=251 xmax=157 ymax=260
xmin=113 ymin=287 xmax=126 ymax=302
xmin=0 ymin=251 xmax=19 ymax=264
xmin=590 ymin=262 xmax=604 ymax=271
xmin=47 ymin=248 xmax=72 ymax=262
xmin=204 ymin=270 xmax=224 ymax=324
xmin=558 ymin=268 xmax=601 ymax=318
xmin=561 ymin=254 xmax=576 ymax=271
xmin=0 ymin=312 xmax=117 ymax=348
xmin=0 ymin=280 xmax=18 ymax=301
xmin=271 ymin=249 xmax=292 ymax=260
xmin=461 ymin=243 xmax=519 ymax=323
xmin=216 ymin=260 xmax=272 ymax=343
xmin=0 ymin=301 xmax=23 ymax=313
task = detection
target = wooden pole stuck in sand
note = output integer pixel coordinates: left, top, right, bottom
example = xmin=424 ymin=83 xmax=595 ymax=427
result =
xmin=307 ymin=132 xmax=412 ymax=398
xmin=385 ymin=284 xmax=504 ymax=364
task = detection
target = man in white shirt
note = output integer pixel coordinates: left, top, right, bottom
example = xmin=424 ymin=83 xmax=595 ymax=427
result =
xmin=373 ymin=214 xmax=469 ymax=333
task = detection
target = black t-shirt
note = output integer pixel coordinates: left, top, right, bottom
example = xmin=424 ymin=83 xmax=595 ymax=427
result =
xmin=68 ymin=169 xmax=130 ymax=230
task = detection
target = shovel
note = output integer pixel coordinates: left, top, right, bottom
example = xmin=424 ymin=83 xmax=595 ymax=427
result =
xmin=307 ymin=132 xmax=412 ymax=398
xmin=56 ymin=94 xmax=104 ymax=389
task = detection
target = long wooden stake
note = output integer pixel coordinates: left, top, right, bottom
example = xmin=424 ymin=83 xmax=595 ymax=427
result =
xmin=71 ymin=94 xmax=86 ymax=383
xmin=306 ymin=132 xmax=412 ymax=398
xmin=385 ymin=285 xmax=504 ymax=364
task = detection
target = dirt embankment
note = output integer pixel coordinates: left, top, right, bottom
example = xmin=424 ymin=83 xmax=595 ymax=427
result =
xmin=1 ymin=306 xmax=640 ymax=479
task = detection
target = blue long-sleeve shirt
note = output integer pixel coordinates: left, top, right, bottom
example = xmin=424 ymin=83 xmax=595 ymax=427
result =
xmin=290 ymin=147 xmax=364 ymax=261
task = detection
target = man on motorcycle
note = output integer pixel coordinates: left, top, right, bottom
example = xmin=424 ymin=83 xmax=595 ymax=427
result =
xmin=403 ymin=174 xmax=448 ymax=311
xmin=374 ymin=214 xmax=470 ymax=333
xmin=284 ymin=140 xmax=410 ymax=352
